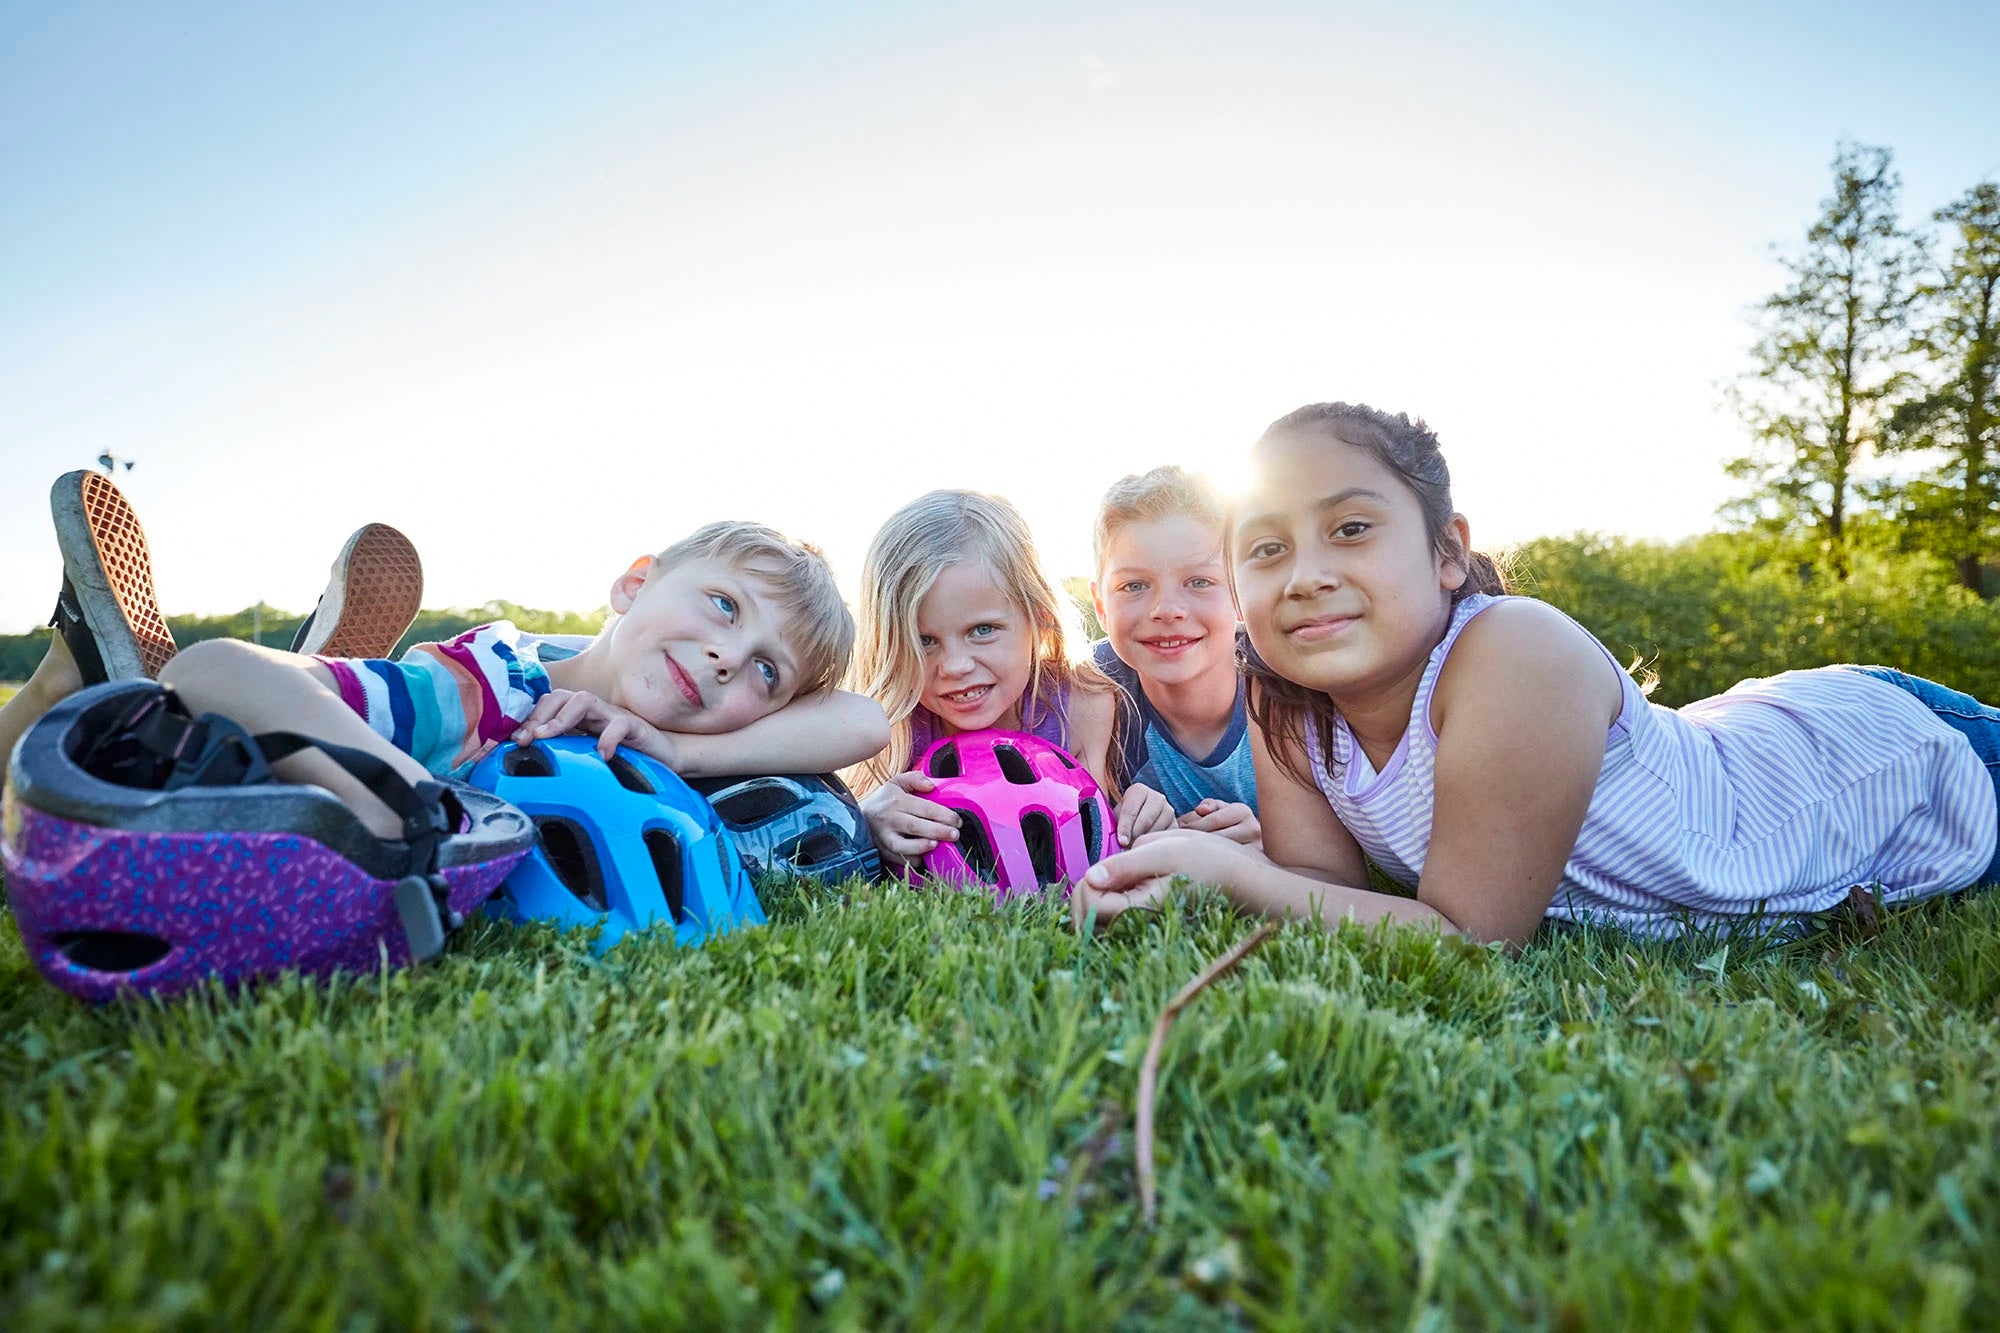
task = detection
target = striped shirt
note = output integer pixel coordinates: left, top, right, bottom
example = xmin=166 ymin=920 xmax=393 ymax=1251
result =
xmin=317 ymin=621 xmax=552 ymax=779
xmin=1302 ymin=594 xmax=1999 ymax=938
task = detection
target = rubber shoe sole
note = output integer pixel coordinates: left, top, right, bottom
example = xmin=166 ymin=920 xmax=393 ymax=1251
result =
xmin=49 ymin=471 xmax=177 ymax=680
xmin=293 ymin=523 xmax=424 ymax=659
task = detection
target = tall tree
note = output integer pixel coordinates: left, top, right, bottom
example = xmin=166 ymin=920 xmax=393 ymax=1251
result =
xmin=1884 ymin=182 xmax=2000 ymax=595
xmin=1726 ymin=141 xmax=1921 ymax=575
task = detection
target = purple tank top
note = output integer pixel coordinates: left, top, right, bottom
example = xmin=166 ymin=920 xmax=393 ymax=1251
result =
xmin=907 ymin=680 xmax=1072 ymax=758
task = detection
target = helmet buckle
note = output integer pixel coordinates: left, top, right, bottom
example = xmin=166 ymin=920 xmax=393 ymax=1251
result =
xmin=393 ymin=873 xmax=461 ymax=963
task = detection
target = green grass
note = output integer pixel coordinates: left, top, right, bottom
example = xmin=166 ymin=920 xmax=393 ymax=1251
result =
xmin=2 ymin=877 xmax=1997 ymax=1329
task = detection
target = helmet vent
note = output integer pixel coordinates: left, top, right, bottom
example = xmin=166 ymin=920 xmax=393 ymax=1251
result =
xmin=503 ymin=745 xmax=556 ymax=778
xmin=994 ymin=744 xmax=1036 ymax=786
xmin=790 ymin=827 xmax=846 ymax=867
xmin=644 ymin=830 xmax=687 ymax=923
xmin=1077 ymin=794 xmax=1105 ymax=865
xmin=53 ymin=930 xmax=172 ymax=974
xmin=533 ymin=817 xmax=608 ymax=911
xmin=605 ymin=753 xmax=658 ymax=795
xmin=954 ymin=811 xmax=997 ymax=880
xmin=1020 ymin=811 xmax=1060 ymax=885
xmin=927 ymin=742 xmax=961 ymax=779
xmin=714 ymin=779 xmax=797 ymax=825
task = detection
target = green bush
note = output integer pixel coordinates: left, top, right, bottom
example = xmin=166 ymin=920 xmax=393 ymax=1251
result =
xmin=1512 ymin=532 xmax=2000 ymax=707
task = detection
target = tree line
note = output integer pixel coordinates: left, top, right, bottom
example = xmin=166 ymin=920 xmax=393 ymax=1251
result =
xmin=1727 ymin=141 xmax=1998 ymax=593
xmin=0 ymin=602 xmax=606 ymax=683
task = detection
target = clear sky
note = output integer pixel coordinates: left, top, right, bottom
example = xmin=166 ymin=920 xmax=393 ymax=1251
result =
xmin=5 ymin=1 xmax=1997 ymax=632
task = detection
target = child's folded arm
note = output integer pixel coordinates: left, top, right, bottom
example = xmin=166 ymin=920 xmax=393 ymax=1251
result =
xmin=666 ymin=688 xmax=889 ymax=778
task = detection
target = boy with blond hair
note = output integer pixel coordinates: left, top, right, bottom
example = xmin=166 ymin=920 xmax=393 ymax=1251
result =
xmin=3 ymin=471 xmax=887 ymax=842
xmin=1090 ymin=466 xmax=1259 ymax=844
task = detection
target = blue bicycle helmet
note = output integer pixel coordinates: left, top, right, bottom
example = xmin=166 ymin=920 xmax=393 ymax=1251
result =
xmin=687 ymin=772 xmax=881 ymax=885
xmin=465 ymin=737 xmax=764 ymax=952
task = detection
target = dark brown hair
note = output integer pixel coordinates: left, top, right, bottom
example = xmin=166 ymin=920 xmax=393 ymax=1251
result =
xmin=1235 ymin=402 xmax=1508 ymax=787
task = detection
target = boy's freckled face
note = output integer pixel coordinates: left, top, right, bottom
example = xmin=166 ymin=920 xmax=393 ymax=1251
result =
xmin=1093 ymin=515 xmax=1236 ymax=689
xmin=916 ymin=561 xmax=1034 ymax=734
xmin=603 ymin=556 xmax=799 ymax=735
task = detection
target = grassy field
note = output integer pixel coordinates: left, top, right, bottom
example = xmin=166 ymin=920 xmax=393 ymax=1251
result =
xmin=1 ymin=870 xmax=1996 ymax=1329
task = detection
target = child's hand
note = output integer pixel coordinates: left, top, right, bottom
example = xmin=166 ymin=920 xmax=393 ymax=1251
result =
xmin=861 ymin=771 xmax=962 ymax=865
xmin=1178 ymin=798 xmax=1261 ymax=847
xmin=511 ymin=689 xmax=680 ymax=769
xmin=1113 ymin=782 xmax=1176 ymax=848
xmin=1072 ymin=827 xmax=1240 ymax=932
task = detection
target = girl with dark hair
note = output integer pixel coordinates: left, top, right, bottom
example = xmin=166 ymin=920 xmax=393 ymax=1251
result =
xmin=1074 ymin=402 xmax=2000 ymax=945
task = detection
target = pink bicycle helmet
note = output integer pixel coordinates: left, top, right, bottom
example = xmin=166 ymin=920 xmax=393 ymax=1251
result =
xmin=905 ymin=730 xmax=1114 ymax=898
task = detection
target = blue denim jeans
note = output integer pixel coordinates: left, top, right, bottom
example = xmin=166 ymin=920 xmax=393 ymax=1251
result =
xmin=1841 ymin=665 xmax=2000 ymax=886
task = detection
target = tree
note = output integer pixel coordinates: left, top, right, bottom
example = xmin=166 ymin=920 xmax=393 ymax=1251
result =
xmin=1883 ymin=182 xmax=2000 ymax=595
xmin=1726 ymin=141 xmax=1921 ymax=576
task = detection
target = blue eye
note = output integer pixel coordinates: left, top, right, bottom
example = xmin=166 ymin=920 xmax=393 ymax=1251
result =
xmin=918 ymin=634 xmax=938 ymax=651
xmin=710 ymin=592 xmax=737 ymax=618
xmin=1188 ymin=577 xmax=1216 ymax=590
xmin=757 ymin=659 xmax=780 ymax=688
xmin=970 ymin=624 xmax=999 ymax=639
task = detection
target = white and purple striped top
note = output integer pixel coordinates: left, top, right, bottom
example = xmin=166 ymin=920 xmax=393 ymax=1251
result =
xmin=1302 ymin=594 xmax=1999 ymax=938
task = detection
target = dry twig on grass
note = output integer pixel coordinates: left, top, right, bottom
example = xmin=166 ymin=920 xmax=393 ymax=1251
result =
xmin=1135 ymin=921 xmax=1280 ymax=1226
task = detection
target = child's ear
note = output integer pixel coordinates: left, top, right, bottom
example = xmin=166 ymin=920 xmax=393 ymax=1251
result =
xmin=608 ymin=556 xmax=655 ymax=614
xmin=1439 ymin=514 xmax=1473 ymax=592
xmin=1088 ymin=578 xmax=1107 ymax=633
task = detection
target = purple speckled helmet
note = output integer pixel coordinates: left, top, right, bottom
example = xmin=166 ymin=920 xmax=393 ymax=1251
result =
xmin=2 ymin=680 xmax=533 ymax=1002
xmin=904 ymin=730 xmax=1114 ymax=899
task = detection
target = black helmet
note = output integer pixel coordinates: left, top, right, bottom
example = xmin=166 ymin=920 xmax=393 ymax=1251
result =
xmin=686 ymin=772 xmax=880 ymax=885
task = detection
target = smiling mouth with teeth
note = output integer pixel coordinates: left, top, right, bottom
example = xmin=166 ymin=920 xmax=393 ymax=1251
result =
xmin=941 ymin=685 xmax=992 ymax=705
xmin=1144 ymin=636 xmax=1202 ymax=649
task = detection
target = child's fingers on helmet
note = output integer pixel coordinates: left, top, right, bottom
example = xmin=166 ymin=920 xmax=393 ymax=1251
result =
xmin=595 ymin=713 xmax=641 ymax=757
xmin=902 ymin=795 xmax=960 ymax=827
xmin=890 ymin=770 xmax=939 ymax=794
xmin=884 ymin=831 xmax=938 ymax=859
xmin=899 ymin=811 xmax=959 ymax=843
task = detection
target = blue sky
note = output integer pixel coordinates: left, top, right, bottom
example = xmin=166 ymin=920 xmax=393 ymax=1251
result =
xmin=4 ymin=1 xmax=1997 ymax=632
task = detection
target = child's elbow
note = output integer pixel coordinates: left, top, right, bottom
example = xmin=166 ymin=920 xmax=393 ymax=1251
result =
xmin=849 ymin=700 xmax=891 ymax=766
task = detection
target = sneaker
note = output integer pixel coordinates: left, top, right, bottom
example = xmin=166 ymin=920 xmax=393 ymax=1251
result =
xmin=48 ymin=471 xmax=177 ymax=683
xmin=291 ymin=523 xmax=425 ymax=659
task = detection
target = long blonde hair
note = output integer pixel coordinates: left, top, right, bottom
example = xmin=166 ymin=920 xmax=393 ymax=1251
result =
xmin=850 ymin=489 xmax=1116 ymax=792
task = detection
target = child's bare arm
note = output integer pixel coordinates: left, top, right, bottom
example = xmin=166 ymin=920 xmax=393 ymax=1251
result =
xmin=1415 ymin=600 xmax=1621 ymax=944
xmin=514 ymin=686 xmax=890 ymax=778
xmin=1067 ymin=686 xmax=1123 ymax=795
xmin=668 ymin=688 xmax=889 ymax=777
